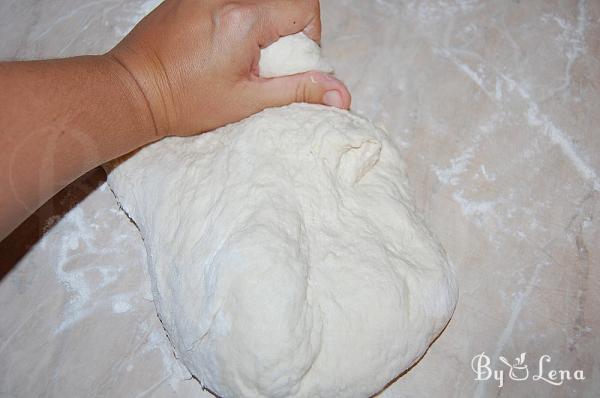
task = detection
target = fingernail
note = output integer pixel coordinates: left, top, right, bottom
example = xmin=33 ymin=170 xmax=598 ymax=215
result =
xmin=323 ymin=90 xmax=343 ymax=108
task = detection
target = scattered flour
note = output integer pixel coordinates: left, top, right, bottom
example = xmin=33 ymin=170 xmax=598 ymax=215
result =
xmin=43 ymin=184 xmax=148 ymax=334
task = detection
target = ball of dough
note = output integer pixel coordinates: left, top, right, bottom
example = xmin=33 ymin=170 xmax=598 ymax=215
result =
xmin=107 ymin=104 xmax=457 ymax=398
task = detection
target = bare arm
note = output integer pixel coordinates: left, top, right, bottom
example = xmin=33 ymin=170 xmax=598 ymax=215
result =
xmin=0 ymin=56 xmax=155 ymax=239
xmin=0 ymin=0 xmax=351 ymax=240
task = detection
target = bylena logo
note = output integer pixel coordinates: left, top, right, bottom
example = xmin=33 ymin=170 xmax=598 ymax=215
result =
xmin=471 ymin=352 xmax=585 ymax=387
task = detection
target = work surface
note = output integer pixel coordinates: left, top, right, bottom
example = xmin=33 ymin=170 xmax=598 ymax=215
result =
xmin=1 ymin=1 xmax=598 ymax=397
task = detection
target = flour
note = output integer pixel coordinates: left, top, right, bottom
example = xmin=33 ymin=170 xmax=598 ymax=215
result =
xmin=46 ymin=184 xmax=150 ymax=334
xmin=107 ymin=33 xmax=457 ymax=398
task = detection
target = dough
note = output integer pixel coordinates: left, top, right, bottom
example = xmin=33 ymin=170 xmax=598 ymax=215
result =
xmin=258 ymin=32 xmax=333 ymax=77
xmin=107 ymin=33 xmax=457 ymax=398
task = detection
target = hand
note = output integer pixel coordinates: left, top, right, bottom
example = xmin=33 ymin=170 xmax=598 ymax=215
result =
xmin=107 ymin=0 xmax=352 ymax=138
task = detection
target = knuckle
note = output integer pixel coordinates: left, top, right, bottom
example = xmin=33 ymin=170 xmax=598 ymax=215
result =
xmin=214 ymin=2 xmax=257 ymax=30
xmin=294 ymin=80 xmax=305 ymax=103
xmin=295 ymin=78 xmax=313 ymax=104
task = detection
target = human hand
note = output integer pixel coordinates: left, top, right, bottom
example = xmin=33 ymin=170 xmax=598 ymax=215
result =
xmin=107 ymin=0 xmax=351 ymax=138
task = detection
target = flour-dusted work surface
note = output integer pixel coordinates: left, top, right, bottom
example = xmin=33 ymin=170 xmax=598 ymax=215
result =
xmin=0 ymin=1 xmax=598 ymax=397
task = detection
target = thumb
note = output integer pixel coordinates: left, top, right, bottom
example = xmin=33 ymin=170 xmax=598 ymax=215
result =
xmin=250 ymin=71 xmax=351 ymax=111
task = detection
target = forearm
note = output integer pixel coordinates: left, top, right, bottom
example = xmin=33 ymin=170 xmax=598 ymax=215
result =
xmin=0 ymin=55 xmax=156 ymax=239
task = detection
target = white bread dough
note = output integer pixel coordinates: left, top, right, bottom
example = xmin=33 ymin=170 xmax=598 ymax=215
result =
xmin=107 ymin=33 xmax=457 ymax=398
xmin=258 ymin=32 xmax=333 ymax=77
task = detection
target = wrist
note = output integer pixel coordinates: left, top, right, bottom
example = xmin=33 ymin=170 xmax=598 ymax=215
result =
xmin=102 ymin=48 xmax=174 ymax=138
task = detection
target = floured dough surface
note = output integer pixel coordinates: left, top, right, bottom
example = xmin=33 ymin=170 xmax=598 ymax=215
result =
xmin=107 ymin=33 xmax=457 ymax=398
xmin=107 ymin=104 xmax=457 ymax=398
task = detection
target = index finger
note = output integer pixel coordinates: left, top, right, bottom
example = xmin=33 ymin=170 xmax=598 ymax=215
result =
xmin=254 ymin=0 xmax=322 ymax=48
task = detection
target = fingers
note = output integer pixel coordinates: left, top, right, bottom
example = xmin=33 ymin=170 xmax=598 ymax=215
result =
xmin=254 ymin=0 xmax=322 ymax=48
xmin=244 ymin=71 xmax=351 ymax=112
